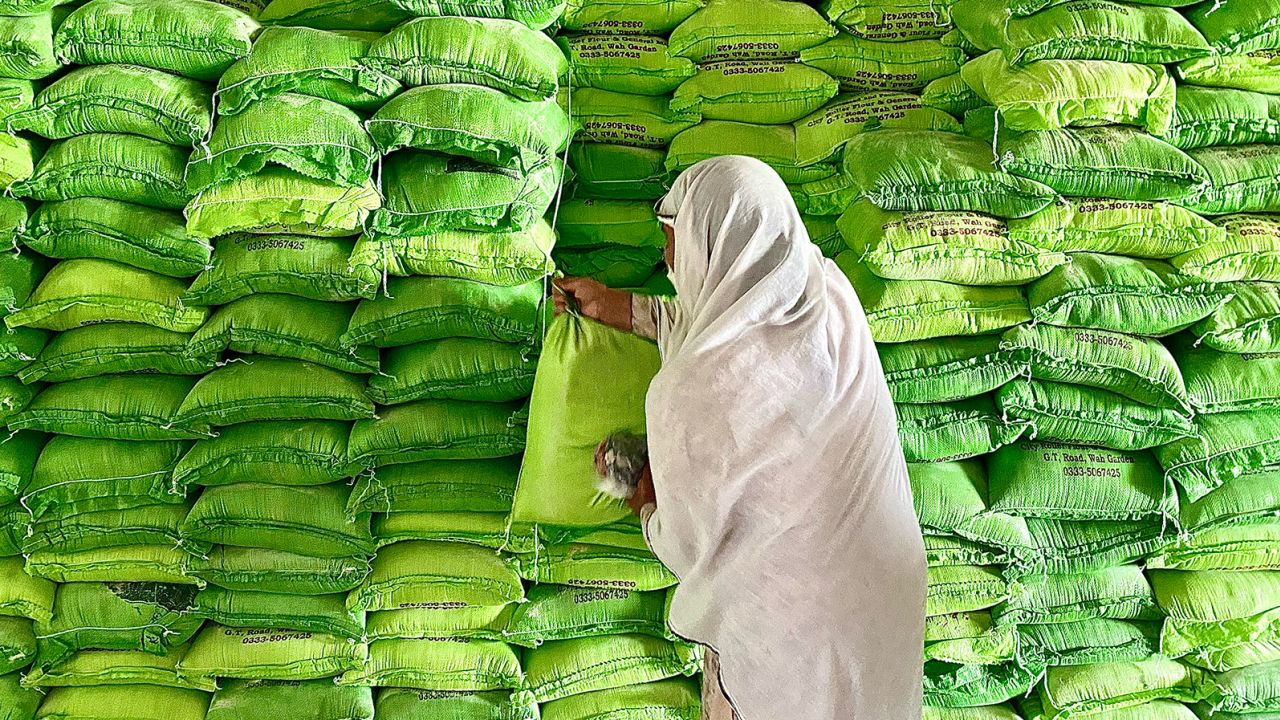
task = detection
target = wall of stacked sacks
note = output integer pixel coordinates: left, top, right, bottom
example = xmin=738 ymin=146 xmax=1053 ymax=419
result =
xmin=0 ymin=0 xmax=1278 ymax=719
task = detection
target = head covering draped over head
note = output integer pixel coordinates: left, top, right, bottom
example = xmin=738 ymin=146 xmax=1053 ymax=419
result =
xmin=646 ymin=157 xmax=926 ymax=720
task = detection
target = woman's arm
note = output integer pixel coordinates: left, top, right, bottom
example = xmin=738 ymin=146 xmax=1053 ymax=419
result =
xmin=552 ymin=276 xmax=634 ymax=332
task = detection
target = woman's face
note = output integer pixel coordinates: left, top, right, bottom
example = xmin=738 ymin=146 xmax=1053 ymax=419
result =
xmin=663 ymin=223 xmax=676 ymax=270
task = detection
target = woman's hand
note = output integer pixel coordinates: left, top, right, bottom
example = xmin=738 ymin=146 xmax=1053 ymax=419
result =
xmin=553 ymin=277 xmax=633 ymax=332
xmin=627 ymin=464 xmax=656 ymax=517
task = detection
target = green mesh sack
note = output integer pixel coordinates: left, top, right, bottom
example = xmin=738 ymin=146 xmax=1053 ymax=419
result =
xmin=665 ymin=122 xmax=826 ymax=185
xmin=1179 ymin=469 xmax=1280 ymax=532
xmin=22 ymin=199 xmax=210 ymax=278
xmin=347 ymin=539 xmax=522 ymax=611
xmin=18 ymin=324 xmax=214 ymax=384
xmin=21 ymin=643 xmax=212 ymax=690
xmin=840 ymin=201 xmax=1066 ymax=286
xmin=205 ymin=680 xmax=373 ymax=720
xmin=1173 ymin=215 xmax=1280 ymax=283
xmin=362 ymin=17 xmax=565 ymax=101
xmin=258 ymin=0 xmax=410 ymax=30
xmin=952 ymin=0 xmax=1211 ymax=66
xmin=346 ymin=457 xmax=517 ymax=516
xmin=1000 ymin=324 xmax=1190 ymax=411
xmin=5 ymin=259 xmax=206 ymax=333
xmin=369 ymin=153 xmax=561 ymax=238
xmin=667 ymin=0 xmax=833 ymax=62
xmin=523 ymin=635 xmax=700 ymax=703
xmin=908 ymin=460 xmax=1034 ymax=565
xmin=822 ymin=0 xmax=950 ymax=41
xmin=1207 ymin=659 xmax=1280 ymax=714
xmin=9 ymin=65 xmax=211 ymax=146
xmin=670 ymin=60 xmax=836 ymax=125
xmin=1160 ymin=87 xmax=1280 ymax=151
xmin=24 ymin=502 xmax=193 ymax=555
xmin=186 ymin=94 xmax=375 ymax=193
xmin=927 ymin=565 xmax=1010 ymax=616
xmin=55 ymin=0 xmax=259 ymax=81
xmin=961 ymin=51 xmax=1175 ymax=134
xmin=559 ymin=34 xmax=693 ymax=96
xmin=1152 ymin=570 xmax=1280 ymax=660
xmin=339 ymin=637 xmax=520 ymax=690
xmin=1041 ymin=658 xmax=1208 ymax=716
xmin=342 ymin=276 xmax=543 ymax=348
xmin=185 ymin=169 xmax=380 ymax=241
xmin=1146 ymin=521 xmax=1280 ymax=573
xmin=1020 ymin=618 xmax=1162 ymax=668
xmin=192 ymin=587 xmax=363 ymax=639
xmin=1008 ymin=198 xmax=1224 ymax=259
xmin=1182 ymin=144 xmax=1280 ymax=216
xmin=508 ymin=543 xmax=676 ymax=591
xmin=879 ymin=337 xmax=1023 ymax=404
xmin=897 ymin=396 xmax=1027 ymax=462
xmin=173 ymin=357 xmax=374 ymax=427
xmin=1177 ymin=51 xmax=1280 ymax=95
xmin=190 ymin=546 xmax=370 ymax=596
xmin=173 ymin=420 xmax=357 ymax=492
xmin=10 ymin=375 xmax=205 ymax=441
xmin=1157 ymin=409 xmax=1280 ymax=502
xmin=797 ymin=92 xmax=963 ymax=167
xmin=188 ymin=236 xmax=372 ymax=306
xmin=0 ymin=556 xmax=52 ymax=621
xmin=504 ymin=586 xmax=667 ymax=648
xmin=216 ymin=26 xmax=400 ymax=116
xmin=369 ymin=85 xmax=569 ymax=171
xmin=189 ymin=295 xmax=377 ymax=374
xmin=568 ymin=144 xmax=669 ymax=200
xmin=351 ymin=222 xmax=554 ymax=287
xmin=994 ymin=124 xmax=1207 ymax=202
xmin=0 ymin=12 xmax=58 ymax=80
xmin=799 ymin=36 xmax=965 ymax=94
xmin=843 ymin=129 xmax=1058 ymax=218
xmin=562 ymin=0 xmax=700 ymax=35
xmin=14 ymin=134 xmax=189 ymax=210
xmin=367 ymin=338 xmax=535 ymax=405
xmin=1028 ymin=254 xmax=1227 ymax=337
xmin=993 ymin=565 xmax=1160 ymax=626
xmin=347 ymin=399 xmax=527 ymax=467
xmin=1193 ymin=281 xmax=1280 ymax=354
xmin=987 ymin=440 xmax=1173 ymax=521
xmin=540 ymin=679 xmax=700 ymax=720
xmin=33 ymin=686 xmax=209 ymax=720
xmin=183 ymin=482 xmax=374 ymax=557
xmin=32 ymin=582 xmax=201 ymax=671
xmin=569 ymin=88 xmax=698 ymax=149
xmin=922 ymin=74 xmax=987 ymax=118
xmin=1185 ymin=0 xmax=1280 ymax=55
xmin=837 ymin=254 xmax=1031 ymax=343
xmin=1174 ymin=340 xmax=1280 ymax=415
xmin=23 ymin=438 xmax=184 ymax=521
xmin=997 ymin=380 xmax=1194 ymax=450
xmin=179 ymin=624 xmax=366 ymax=681
xmin=24 ymin=544 xmax=196 ymax=585
xmin=372 ymin=510 xmax=508 ymax=550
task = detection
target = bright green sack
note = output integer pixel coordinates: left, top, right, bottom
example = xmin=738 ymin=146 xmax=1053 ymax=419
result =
xmin=20 ymin=643 xmax=212 ymax=690
xmin=988 ymin=440 xmax=1173 ymax=521
xmin=879 ymin=337 xmax=1023 ymax=404
xmin=186 ymin=236 xmax=372 ymax=306
xmin=840 ymin=200 xmax=1067 ymax=286
xmin=559 ymin=34 xmax=693 ymax=96
xmin=22 ymin=199 xmax=210 ymax=278
xmin=540 ymin=679 xmax=701 ymax=720
xmin=1008 ymin=0 xmax=1199 ymax=15
xmin=0 ymin=377 xmax=38 ymax=424
xmin=800 ymin=35 xmax=964 ymax=93
xmin=173 ymin=420 xmax=357 ymax=492
xmin=1152 ymin=569 xmax=1280 ymax=660
xmin=523 ymin=635 xmax=700 ymax=703
xmin=368 ymin=338 xmax=535 ymax=405
xmin=0 ymin=431 xmax=43 ymax=506
xmin=908 ymin=460 xmax=1034 ymax=565
xmin=346 ymin=457 xmax=517 ymax=516
xmin=570 ymin=88 xmax=699 ymax=149
xmin=190 ymin=546 xmax=370 ymax=596
xmin=952 ymin=0 xmax=1211 ymax=66
xmin=370 ymin=84 xmax=569 ymax=171
xmin=961 ymin=51 xmax=1175 ymax=134
xmin=0 ymin=134 xmax=37 ymax=190
xmin=1185 ymin=0 xmax=1280 ymax=55
xmin=1193 ymin=281 xmax=1280 ymax=354
xmin=510 ymin=313 xmax=657 ymax=539
xmin=562 ymin=0 xmax=700 ymax=35
xmin=927 ymin=565 xmax=1010 ymax=616
xmin=10 ymin=375 xmax=205 ymax=441
xmin=186 ymin=94 xmax=375 ymax=193
xmin=1020 ymin=618 xmax=1162 ymax=668
xmin=667 ymin=0 xmax=833 ymax=62
xmin=18 ymin=324 xmax=213 ymax=383
xmin=347 ymin=399 xmax=527 ymax=467
xmin=55 ymin=0 xmax=259 ymax=81
xmin=552 ymin=246 xmax=661 ymax=289
xmin=389 ymin=0 xmax=565 ymax=29
xmin=23 ymin=438 xmax=184 ymax=521
xmin=347 ymin=539 xmax=522 ymax=611
xmin=0 ymin=556 xmax=52 ymax=621
xmin=189 ymin=295 xmax=378 ymax=374
xmin=924 ymin=610 xmax=1019 ymax=666
xmin=0 ymin=503 xmax=30 ymax=557
xmin=509 ymin=542 xmax=676 ymax=591
xmin=838 ymin=253 xmax=1031 ymax=343
xmin=1157 ymin=409 xmax=1280 ymax=502
xmin=34 ymin=686 xmax=209 ymax=720
xmin=258 ymin=0 xmax=410 ymax=30
xmin=993 ymin=565 xmax=1160 ymax=626
xmin=556 ymin=200 xmax=664 ymax=250
xmin=1177 ymin=51 xmax=1280 ymax=95
xmin=805 ymin=215 xmax=845 ymax=258
xmin=1206 ymin=660 xmax=1280 ymax=714
xmin=342 ymin=276 xmax=543 ymax=348
xmin=844 ymin=129 xmax=1058 ymax=218
xmin=670 ymin=60 xmax=837 ymax=125
xmin=922 ymin=73 xmax=987 ymax=118
xmin=370 ymin=153 xmax=561 ymax=238
xmin=822 ymin=0 xmax=951 ymax=41
xmin=185 ymin=169 xmax=380 ymax=241
xmin=1007 ymin=197 xmax=1224 ymax=258
xmin=205 ymin=679 xmax=373 ymax=720
xmin=665 ymin=122 xmax=825 ymax=185
xmin=1042 ymin=658 xmax=1208 ymax=716
xmin=339 ymin=637 xmax=520 ymax=690
xmin=1024 ymin=516 xmax=1161 ymax=576
xmin=997 ymin=379 xmax=1194 ymax=450
xmin=24 ymin=502 xmax=193 ymax=555
xmin=568 ymin=143 xmax=669 ymax=200
xmin=897 ymin=395 xmax=1028 ymax=462
xmin=796 ymin=92 xmax=963 ymax=167
xmin=5 ymin=259 xmax=207 ymax=333
xmin=14 ymin=134 xmax=189 ymax=210
xmin=0 ymin=248 xmax=48 ymax=312
xmin=1161 ymin=86 xmax=1280 ymax=151
xmin=372 ymin=510 xmax=509 ymax=550
xmin=1147 ymin=521 xmax=1280 ymax=573
xmin=362 ymin=603 xmax=510 ymax=642
xmin=0 ymin=673 xmax=41 ymax=720
xmin=363 ymin=17 xmax=565 ymax=101
xmin=25 ymin=544 xmax=196 ymax=585
xmin=0 ymin=616 xmax=32 ymax=673
xmin=9 ymin=65 xmax=211 ymax=146
xmin=183 ymin=482 xmax=374 ymax=558
xmin=1179 ymin=469 xmax=1280 ymax=533
xmin=1182 ymin=144 xmax=1280 ymax=216
xmin=174 ymin=357 xmax=374 ymax=427
xmin=179 ymin=624 xmax=366 ymax=680
xmin=375 ymin=689 xmax=534 ymax=720
xmin=1028 ymin=254 xmax=1227 ymax=336
xmin=216 ymin=26 xmax=399 ymax=116
xmin=1001 ymin=324 xmax=1190 ymax=411
xmin=1173 ymin=214 xmax=1280 ymax=283
xmin=504 ymin=586 xmax=667 ymax=648
xmin=1174 ymin=340 xmax=1280 ymax=415
xmin=351 ymin=221 xmax=554 ymax=287
xmin=192 ymin=587 xmax=363 ymax=639
xmin=0 ymin=12 xmax=58 ymax=80
xmin=924 ymin=659 xmax=1044 ymax=709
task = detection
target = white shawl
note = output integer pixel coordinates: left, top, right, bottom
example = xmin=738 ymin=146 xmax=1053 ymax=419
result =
xmin=645 ymin=157 xmax=926 ymax=720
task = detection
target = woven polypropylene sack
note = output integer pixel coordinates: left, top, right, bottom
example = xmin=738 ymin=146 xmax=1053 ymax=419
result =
xmin=997 ymin=379 xmax=1194 ymax=451
xmin=25 ymin=543 xmax=198 ymax=585
xmin=178 ymin=624 xmax=366 ymax=681
xmin=924 ymin=658 xmax=1044 ymax=708
xmin=205 ymin=679 xmax=373 ymax=720
xmin=19 ymin=324 xmax=215 ymax=384
xmin=389 ymin=0 xmax=565 ymax=29
xmin=922 ymin=74 xmax=987 ymax=118
xmin=896 ymin=395 xmax=1027 ymax=462
xmin=509 ymin=541 xmax=675 ymax=589
xmin=33 ymin=686 xmax=209 ymax=720
xmin=1208 ymin=659 xmax=1280 ymax=714
xmin=795 ymin=92 xmax=962 ymax=168
xmin=0 ymin=133 xmax=37 ymax=190
xmin=561 ymin=0 xmax=700 ymax=35
xmin=342 ymin=276 xmax=543 ymax=348
xmin=993 ymin=565 xmax=1160 ymax=626
xmin=927 ymin=565 xmax=1010 ymax=616
xmin=9 ymin=65 xmax=212 ymax=146
xmin=556 ymin=200 xmax=664 ymax=250
xmin=192 ymin=587 xmax=363 ymax=639
xmin=552 ymin=246 xmax=661 ymax=289
xmin=1177 ymin=51 xmax=1280 ymax=96
xmin=880 ymin=337 xmax=1024 ymax=404
xmin=258 ymin=0 xmax=410 ymax=31
xmin=1157 ymin=409 xmax=1280 ymax=502
xmin=182 ymin=482 xmax=374 ymax=557
xmin=374 ymin=689 xmax=534 ymax=720
xmin=362 ymin=17 xmax=565 ymax=101
xmin=23 ymin=501 xmax=193 ymax=555
xmin=14 ymin=134 xmax=189 ymax=210
xmin=339 ymin=637 xmax=521 ymax=690
xmin=184 ymin=169 xmax=380 ymax=240
xmin=346 ymin=457 xmax=517 ymax=516
xmin=0 ymin=432 xmax=42 ymax=508
xmin=10 ymin=375 xmax=206 ymax=441
xmin=22 ymin=437 xmax=184 ymax=522
xmin=822 ymin=0 xmax=950 ymax=41
xmin=569 ymin=88 xmax=699 ymax=149
xmin=346 ymin=399 xmax=527 ymax=467
xmin=366 ymin=338 xmax=535 ymax=405
xmin=346 ymin=539 xmax=522 ymax=611
xmin=0 ymin=556 xmax=52 ymax=621
xmin=189 ymin=546 xmax=370 ymax=596
xmin=523 ymin=634 xmax=700 ymax=703
xmin=1151 ymin=569 xmax=1280 ymax=659
xmin=1185 ymin=0 xmax=1280 ymax=55
xmin=5 ymin=259 xmax=206 ymax=333
xmin=800 ymin=36 xmax=965 ymax=94
xmin=1020 ymin=618 xmax=1162 ymax=668
xmin=350 ymin=220 xmax=554 ymax=287
xmin=22 ymin=199 xmax=210 ymax=278
xmin=0 ymin=11 xmax=58 ymax=80
xmin=1192 ymin=282 xmax=1280 ymax=354
xmin=1183 ymin=144 xmax=1280 ymax=216
xmin=1007 ymin=198 xmax=1225 ymax=258
xmin=908 ymin=460 xmax=1033 ymax=565
xmin=55 ymin=0 xmax=259 ymax=81
xmin=666 ymin=122 xmax=822 ymax=185
xmin=185 ymin=235 xmax=374 ymax=305
xmin=1041 ymin=658 xmax=1207 ymax=716
xmin=559 ymin=34 xmax=694 ymax=96
xmin=20 ymin=643 xmax=214 ymax=690
xmin=1173 ymin=214 xmax=1280 ymax=283
xmin=188 ymin=295 xmax=379 ymax=374
xmin=1179 ymin=468 xmax=1280 ymax=533
xmin=1019 ymin=518 xmax=1165 ymax=576
xmin=1160 ymin=86 xmax=1280 ymax=151
xmin=667 ymin=0 xmax=833 ymax=62
xmin=670 ymin=61 xmax=837 ymax=125
xmin=504 ymin=585 xmax=667 ymax=648
xmin=173 ymin=357 xmax=374 ymax=427
xmin=1173 ymin=340 xmax=1280 ymax=415
xmin=173 ymin=420 xmax=357 ymax=492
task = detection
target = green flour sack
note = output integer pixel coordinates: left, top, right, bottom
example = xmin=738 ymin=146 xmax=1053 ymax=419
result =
xmin=879 ymin=337 xmax=1023 ymax=404
xmin=1041 ymin=658 xmax=1208 ymax=716
xmin=1182 ymin=144 xmax=1280 ymax=215
xmin=1157 ymin=409 xmax=1280 ymax=502
xmin=346 ymin=399 xmax=527 ymax=467
xmin=342 ymin=276 xmax=543 ymax=348
xmin=569 ymin=144 xmax=669 ymax=200
xmin=927 ymin=565 xmax=1011 ymax=616
xmin=190 ymin=546 xmax=370 ymax=596
xmin=389 ymin=0 xmax=567 ymax=29
xmin=0 ymin=556 xmax=52 ymax=621
xmin=561 ymin=0 xmax=701 ymax=35
xmin=366 ymin=338 xmax=535 ymax=405
xmin=5 ymin=259 xmax=206 ymax=333
xmin=540 ymin=678 xmax=701 ymax=720
xmin=504 ymin=585 xmax=668 ymax=647
xmin=186 ymin=235 xmax=374 ymax=305
xmin=374 ymin=689 xmax=534 ymax=720
xmin=822 ymin=0 xmax=951 ymax=41
xmin=178 ymin=624 xmax=366 ymax=680
xmin=21 ymin=643 xmax=213 ymax=690
xmin=1185 ymin=0 xmax=1280 ymax=55
xmin=1193 ymin=281 xmax=1280 ymax=354
xmin=671 ymin=60 xmax=837 ymax=125
xmin=0 ymin=12 xmax=58 ymax=80
xmin=997 ymin=379 xmax=1194 ymax=450
xmin=347 ymin=539 xmax=522 ymax=611
xmin=666 ymin=122 xmax=823 ymax=185
xmin=339 ymin=637 xmax=520 ymax=690
xmin=205 ymin=680 xmax=373 ymax=720
xmin=34 ymin=686 xmax=209 ymax=720
xmin=509 ymin=541 xmax=676 ymax=590
xmin=922 ymin=74 xmax=987 ymax=118
xmin=1177 ymin=50 xmax=1280 ymax=95
xmin=1173 ymin=340 xmax=1280 ymax=415
xmin=23 ymin=438 xmax=185 ymax=521
xmin=182 ymin=482 xmax=374 ymax=557
xmin=795 ymin=92 xmax=963 ymax=167
xmin=1007 ymin=197 xmax=1225 ymax=258
xmin=258 ymin=0 xmax=411 ymax=31
xmin=523 ymin=634 xmax=700 ymax=703
xmin=192 ymin=587 xmax=363 ymax=639
xmin=559 ymin=34 xmax=694 ymax=96
xmin=345 ymin=457 xmax=518 ymax=516
xmin=1173 ymin=214 xmax=1280 ymax=283
xmin=993 ymin=565 xmax=1160 ymax=626
xmin=1020 ymin=618 xmax=1161 ymax=668
xmin=188 ymin=295 xmax=378 ymax=374
xmin=908 ymin=460 xmax=1034 ymax=565
xmin=185 ymin=169 xmax=380 ymax=240
xmin=1161 ymin=86 xmax=1280 ymax=151
xmin=896 ymin=395 xmax=1027 ymax=462
xmin=350 ymin=221 xmax=554 ymax=288
xmin=173 ymin=357 xmax=374 ymax=427
xmin=667 ymin=0 xmax=834 ymax=62
xmin=14 ymin=134 xmax=189 ymax=211
xmin=10 ymin=375 xmax=206 ymax=441
xmin=800 ymin=35 xmax=964 ymax=93
xmin=569 ymin=88 xmax=699 ymax=149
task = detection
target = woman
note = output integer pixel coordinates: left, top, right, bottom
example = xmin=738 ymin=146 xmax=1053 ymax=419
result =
xmin=554 ymin=157 xmax=926 ymax=720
